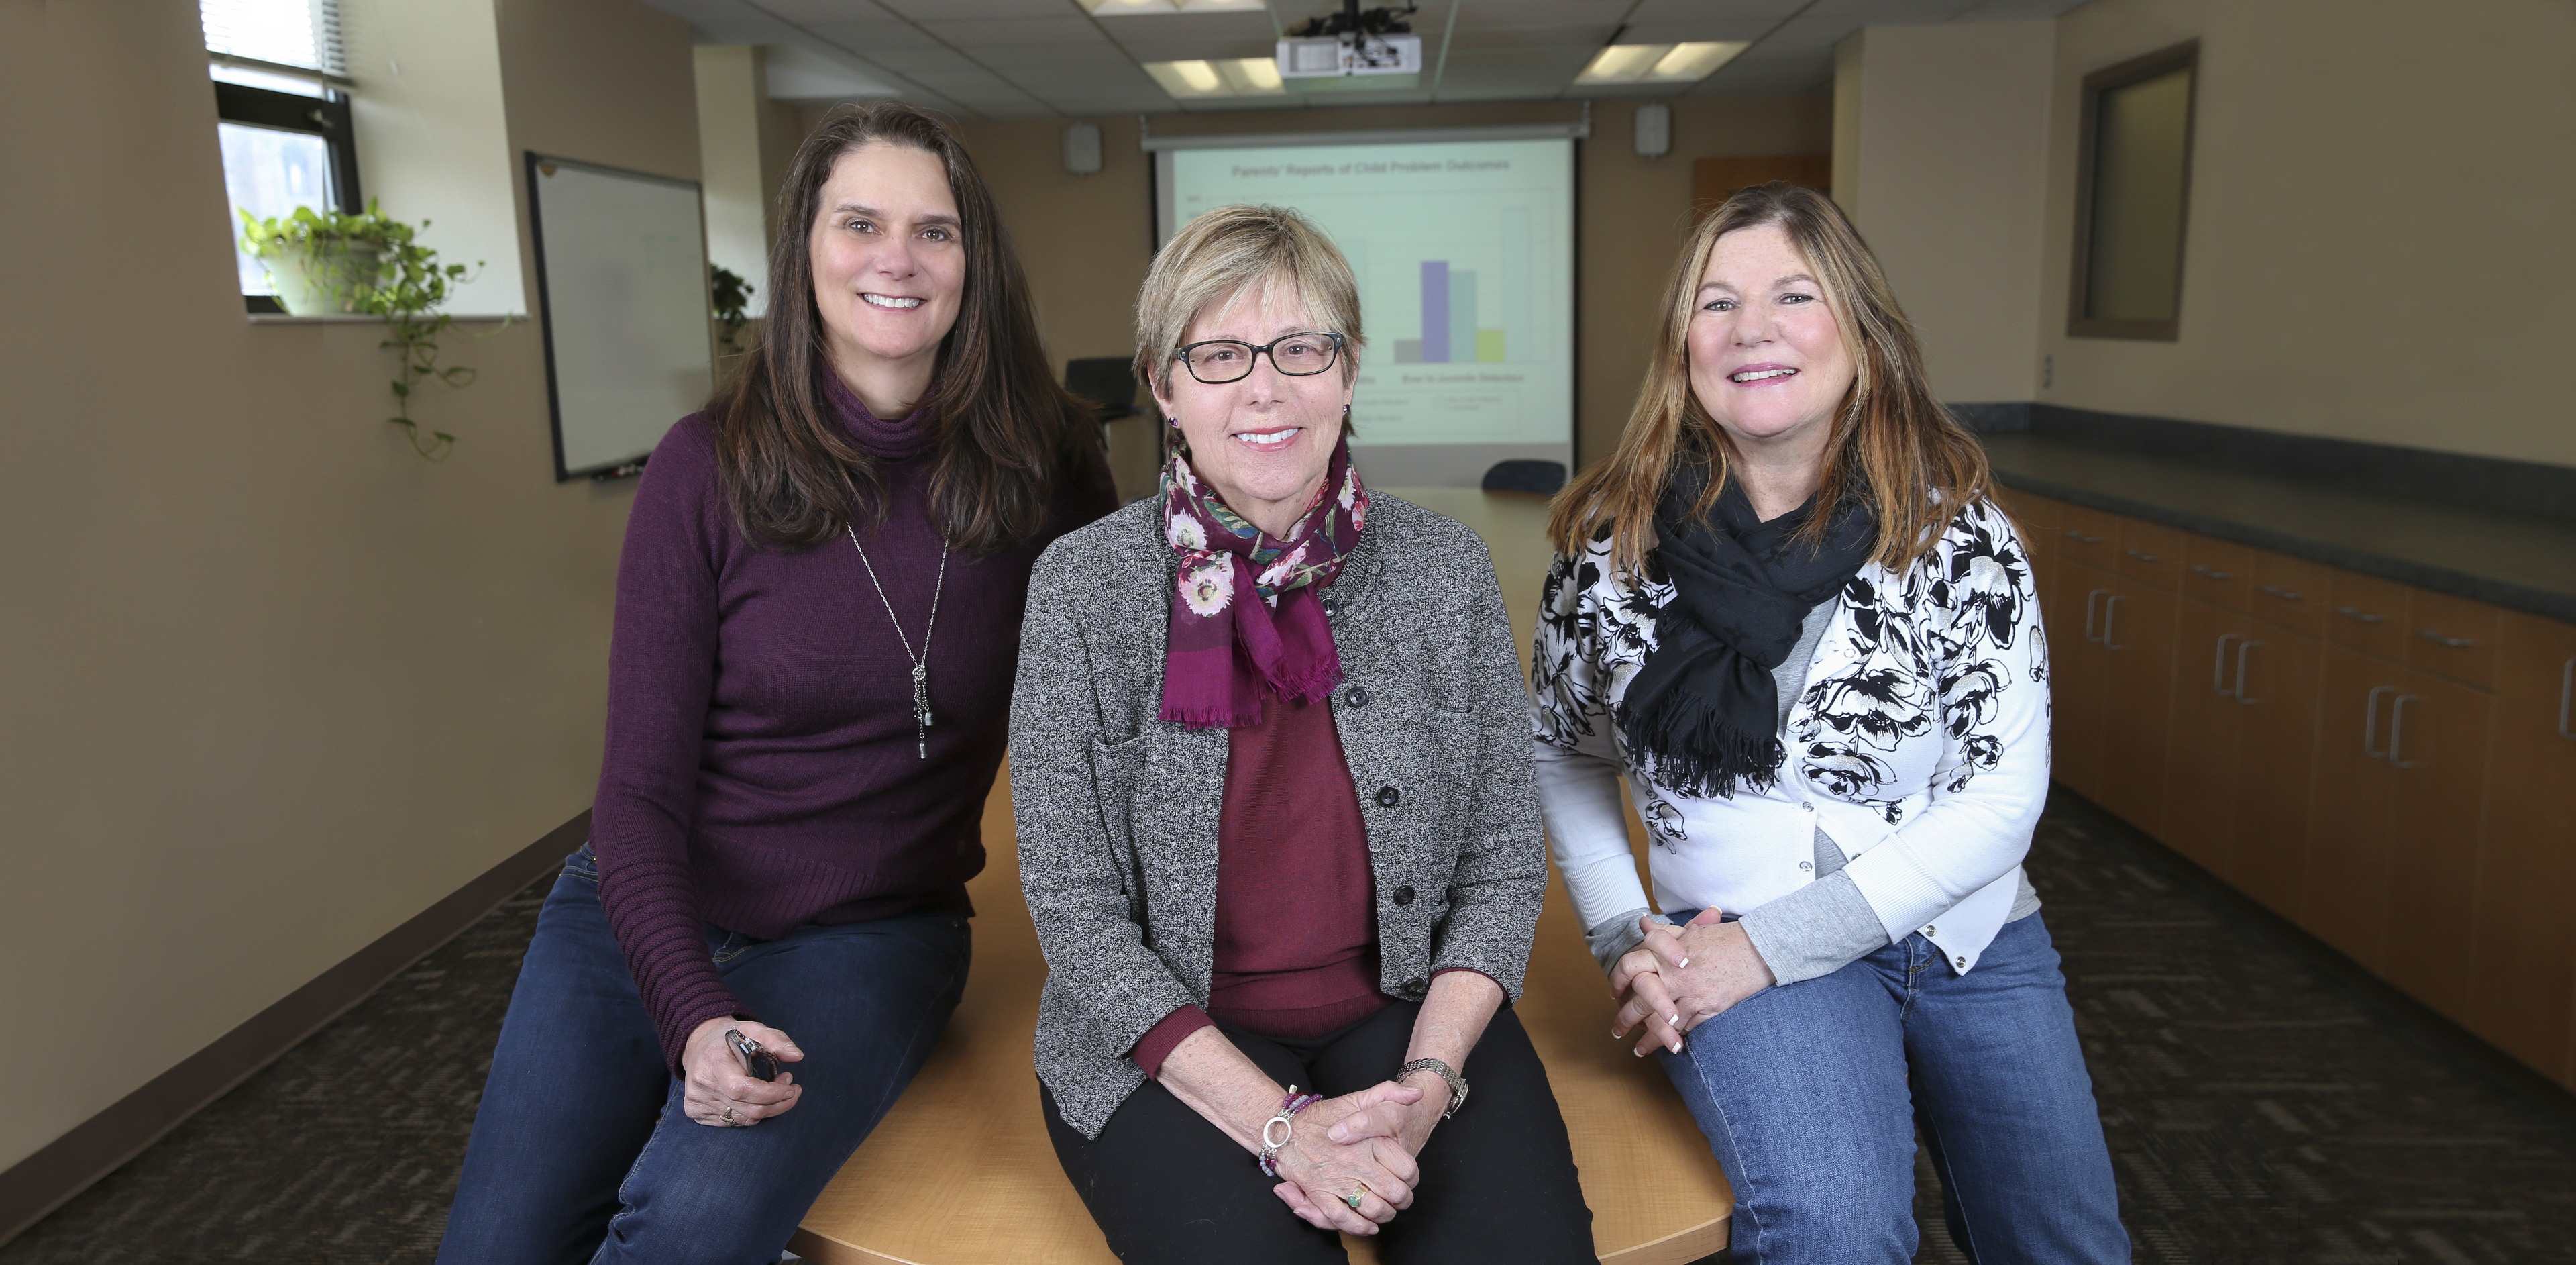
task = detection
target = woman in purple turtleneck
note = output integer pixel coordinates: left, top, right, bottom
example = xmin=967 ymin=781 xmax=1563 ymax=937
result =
xmin=437 ymin=104 xmax=1113 ymax=1265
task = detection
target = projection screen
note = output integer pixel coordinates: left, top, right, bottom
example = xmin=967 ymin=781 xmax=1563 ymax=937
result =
xmin=1153 ymin=128 xmax=1576 ymax=487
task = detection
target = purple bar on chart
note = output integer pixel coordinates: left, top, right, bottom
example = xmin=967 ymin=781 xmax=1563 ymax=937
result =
xmin=1421 ymin=260 xmax=1450 ymax=362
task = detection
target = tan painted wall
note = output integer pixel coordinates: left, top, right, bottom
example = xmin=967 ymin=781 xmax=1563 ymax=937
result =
xmin=2033 ymin=0 xmax=2576 ymax=465
xmin=1841 ymin=21 xmax=2057 ymax=403
xmin=0 ymin=0 xmax=695 ymax=1173
xmin=799 ymin=96 xmax=1830 ymax=472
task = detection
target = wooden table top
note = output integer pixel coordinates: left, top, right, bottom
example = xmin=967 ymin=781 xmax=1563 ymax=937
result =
xmin=791 ymin=490 xmax=1732 ymax=1265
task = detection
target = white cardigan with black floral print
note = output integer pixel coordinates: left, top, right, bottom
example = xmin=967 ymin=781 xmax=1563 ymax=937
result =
xmin=1528 ymin=497 xmax=2049 ymax=976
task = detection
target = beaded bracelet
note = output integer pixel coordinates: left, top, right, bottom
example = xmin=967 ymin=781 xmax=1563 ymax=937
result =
xmin=1257 ymin=1086 xmax=1325 ymax=1177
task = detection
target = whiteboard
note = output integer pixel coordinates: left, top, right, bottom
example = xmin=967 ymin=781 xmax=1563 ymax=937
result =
xmin=525 ymin=153 xmax=714 ymax=480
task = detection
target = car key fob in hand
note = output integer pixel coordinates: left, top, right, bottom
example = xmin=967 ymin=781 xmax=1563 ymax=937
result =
xmin=726 ymin=1028 xmax=778 ymax=1081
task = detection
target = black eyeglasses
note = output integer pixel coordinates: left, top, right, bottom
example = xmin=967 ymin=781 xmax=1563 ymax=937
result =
xmin=1173 ymin=332 xmax=1344 ymax=384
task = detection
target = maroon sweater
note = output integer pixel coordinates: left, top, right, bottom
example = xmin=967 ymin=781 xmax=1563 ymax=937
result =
xmin=593 ymin=378 xmax=1114 ymax=1066
xmin=1131 ymin=692 xmax=1393 ymax=1074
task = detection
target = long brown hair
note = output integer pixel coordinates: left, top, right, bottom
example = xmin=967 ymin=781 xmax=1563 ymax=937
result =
xmin=708 ymin=103 xmax=1099 ymax=554
xmin=1548 ymin=182 xmax=1990 ymax=574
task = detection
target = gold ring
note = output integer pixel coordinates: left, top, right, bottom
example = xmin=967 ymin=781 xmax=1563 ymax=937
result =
xmin=721 ymin=1107 xmax=738 ymax=1125
xmin=1344 ymin=1184 xmax=1368 ymax=1211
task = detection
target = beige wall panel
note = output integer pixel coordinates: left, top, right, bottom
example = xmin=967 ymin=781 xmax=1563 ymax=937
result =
xmin=1847 ymin=21 xmax=2055 ymax=403
xmin=2036 ymin=0 xmax=2576 ymax=466
xmin=0 ymin=0 xmax=694 ymax=1172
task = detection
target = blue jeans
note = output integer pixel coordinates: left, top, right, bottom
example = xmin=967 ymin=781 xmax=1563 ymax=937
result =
xmin=1660 ymin=912 xmax=2127 ymax=1264
xmin=436 ymin=846 xmax=971 ymax=1265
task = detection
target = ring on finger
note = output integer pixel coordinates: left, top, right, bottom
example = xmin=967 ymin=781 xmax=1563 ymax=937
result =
xmin=721 ymin=1106 xmax=739 ymax=1125
xmin=1344 ymin=1182 xmax=1371 ymax=1211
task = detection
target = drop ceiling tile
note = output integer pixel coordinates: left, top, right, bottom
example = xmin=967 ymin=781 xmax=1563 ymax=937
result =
xmin=906 ymin=66 xmax=1019 ymax=91
xmin=920 ymin=15 xmax=1107 ymax=46
xmin=805 ymin=21 xmax=947 ymax=54
xmin=872 ymin=0 xmax=1068 ymax=19
xmin=1093 ymin=11 xmax=1277 ymax=52
xmin=1428 ymin=45 xmax=1595 ymax=97
xmin=1441 ymin=23 xmax=1619 ymax=52
xmin=1619 ymin=16 xmax=1794 ymax=42
xmin=1099 ymin=32 xmax=1278 ymax=62
xmin=753 ymin=0 xmax=896 ymax=21
xmin=973 ymin=44 xmax=1140 ymax=70
xmin=1448 ymin=0 xmax=1635 ymax=26
xmin=841 ymin=45 xmax=978 ymax=72
xmin=1627 ymin=0 xmax=1808 ymax=20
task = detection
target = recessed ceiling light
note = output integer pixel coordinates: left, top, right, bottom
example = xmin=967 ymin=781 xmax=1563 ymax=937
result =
xmin=1574 ymin=40 xmax=1749 ymax=86
xmin=1083 ymin=0 xmax=1267 ymax=14
xmin=1143 ymin=57 xmax=1287 ymax=98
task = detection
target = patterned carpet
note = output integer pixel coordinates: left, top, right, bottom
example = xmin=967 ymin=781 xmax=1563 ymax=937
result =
xmin=6 ymin=790 xmax=2573 ymax=1264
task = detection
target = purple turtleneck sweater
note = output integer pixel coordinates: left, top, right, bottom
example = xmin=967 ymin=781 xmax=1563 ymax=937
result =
xmin=592 ymin=377 xmax=1114 ymax=1067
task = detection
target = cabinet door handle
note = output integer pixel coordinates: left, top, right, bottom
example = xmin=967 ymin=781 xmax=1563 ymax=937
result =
xmin=2190 ymin=564 xmax=2233 ymax=580
xmin=2387 ymin=694 xmax=2421 ymax=768
xmin=2233 ymin=640 xmax=2262 ymax=704
xmin=2102 ymin=595 xmax=2127 ymax=650
xmin=2065 ymin=529 xmax=2106 ymax=544
xmin=2125 ymin=548 xmax=2164 ymax=563
xmin=2212 ymin=633 xmax=2241 ymax=693
xmin=2084 ymin=588 xmax=2110 ymax=642
xmin=2416 ymin=629 xmax=2475 ymax=648
xmin=2335 ymin=605 xmax=2386 ymax=625
xmin=2364 ymin=685 xmax=2394 ymax=758
xmin=2559 ymin=658 xmax=2573 ymax=742
xmin=2259 ymin=583 xmax=2305 ymax=601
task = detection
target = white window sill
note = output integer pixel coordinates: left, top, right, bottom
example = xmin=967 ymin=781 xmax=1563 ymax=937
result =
xmin=246 ymin=312 xmax=520 ymax=324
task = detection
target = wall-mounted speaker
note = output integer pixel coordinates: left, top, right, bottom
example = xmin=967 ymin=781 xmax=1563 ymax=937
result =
xmin=1634 ymin=103 xmax=1672 ymax=160
xmin=1064 ymin=123 xmax=1104 ymax=176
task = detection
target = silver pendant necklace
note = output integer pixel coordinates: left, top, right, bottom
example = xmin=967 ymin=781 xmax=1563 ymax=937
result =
xmin=847 ymin=523 xmax=949 ymax=759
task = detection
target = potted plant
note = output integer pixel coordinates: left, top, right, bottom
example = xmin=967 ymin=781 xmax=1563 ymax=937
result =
xmin=238 ymin=202 xmax=486 ymax=460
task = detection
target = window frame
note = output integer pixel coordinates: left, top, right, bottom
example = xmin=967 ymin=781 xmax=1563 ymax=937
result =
xmin=2066 ymin=40 xmax=2200 ymax=342
xmin=215 ymin=71 xmax=361 ymax=312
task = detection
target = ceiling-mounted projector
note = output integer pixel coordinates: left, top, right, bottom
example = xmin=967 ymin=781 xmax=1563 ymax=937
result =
xmin=1277 ymin=1 xmax=1421 ymax=91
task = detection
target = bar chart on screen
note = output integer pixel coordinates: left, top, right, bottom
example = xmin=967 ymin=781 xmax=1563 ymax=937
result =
xmin=1161 ymin=136 xmax=1573 ymax=483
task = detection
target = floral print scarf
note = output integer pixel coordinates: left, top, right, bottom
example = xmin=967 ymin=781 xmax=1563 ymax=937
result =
xmin=1158 ymin=434 xmax=1368 ymax=729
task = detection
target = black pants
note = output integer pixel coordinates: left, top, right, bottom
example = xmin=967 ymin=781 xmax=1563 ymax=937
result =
xmin=1044 ymin=1000 xmax=1597 ymax=1264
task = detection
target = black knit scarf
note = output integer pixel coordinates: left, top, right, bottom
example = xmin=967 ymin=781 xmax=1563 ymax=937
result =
xmin=1615 ymin=468 xmax=1877 ymax=797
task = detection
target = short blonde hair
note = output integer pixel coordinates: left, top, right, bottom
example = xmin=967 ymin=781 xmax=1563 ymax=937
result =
xmin=1133 ymin=205 xmax=1364 ymax=413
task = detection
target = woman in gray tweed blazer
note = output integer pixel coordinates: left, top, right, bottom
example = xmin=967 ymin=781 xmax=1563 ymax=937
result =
xmin=1010 ymin=204 xmax=1595 ymax=1265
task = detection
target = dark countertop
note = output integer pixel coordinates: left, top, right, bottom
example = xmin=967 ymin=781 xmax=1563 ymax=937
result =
xmin=1982 ymin=433 xmax=2576 ymax=626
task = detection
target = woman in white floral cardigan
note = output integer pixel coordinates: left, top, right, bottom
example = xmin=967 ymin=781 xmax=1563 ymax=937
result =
xmin=1528 ymin=183 xmax=2126 ymax=1264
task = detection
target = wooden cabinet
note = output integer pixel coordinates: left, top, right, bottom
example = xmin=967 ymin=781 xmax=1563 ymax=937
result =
xmin=2162 ymin=596 xmax=2324 ymax=899
xmin=2251 ymin=552 xmax=2330 ymax=636
xmin=2231 ymin=626 xmax=2324 ymax=919
xmin=2183 ymin=535 xmax=2254 ymax=612
xmin=2096 ymin=581 xmax=2178 ymax=836
xmin=2465 ymin=612 xmax=2576 ymax=1082
xmin=2048 ymin=560 xmax=2118 ymax=803
xmin=2377 ymin=670 xmax=2493 ymax=1021
xmin=2011 ymin=487 xmax=2571 ymax=1089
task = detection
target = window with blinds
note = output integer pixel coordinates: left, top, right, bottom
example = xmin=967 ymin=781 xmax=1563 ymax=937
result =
xmin=203 ymin=0 xmax=360 ymax=307
xmin=201 ymin=0 xmax=346 ymax=78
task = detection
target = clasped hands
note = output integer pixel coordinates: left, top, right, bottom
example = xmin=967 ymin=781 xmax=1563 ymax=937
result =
xmin=1609 ymin=909 xmax=1776 ymax=1058
xmin=1266 ymin=1076 xmax=1447 ymax=1237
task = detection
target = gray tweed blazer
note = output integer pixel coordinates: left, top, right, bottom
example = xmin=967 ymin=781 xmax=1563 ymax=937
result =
xmin=1010 ymin=492 xmax=1546 ymax=1140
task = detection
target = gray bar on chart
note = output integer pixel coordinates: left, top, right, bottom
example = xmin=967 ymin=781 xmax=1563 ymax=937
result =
xmin=1421 ymin=260 xmax=1449 ymax=363
xmin=1447 ymin=270 xmax=1477 ymax=364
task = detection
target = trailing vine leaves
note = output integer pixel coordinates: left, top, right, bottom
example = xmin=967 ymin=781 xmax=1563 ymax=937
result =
xmin=237 ymin=201 xmax=494 ymax=461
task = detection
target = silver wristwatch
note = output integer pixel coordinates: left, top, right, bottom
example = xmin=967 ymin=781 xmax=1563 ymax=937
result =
xmin=1397 ymin=1058 xmax=1468 ymax=1119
